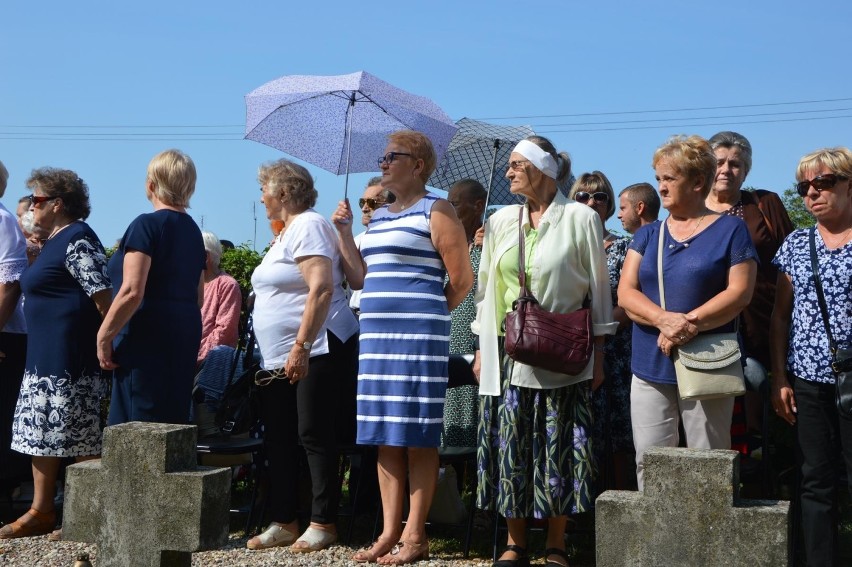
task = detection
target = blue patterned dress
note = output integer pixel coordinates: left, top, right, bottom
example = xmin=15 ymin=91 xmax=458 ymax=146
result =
xmin=356 ymin=193 xmax=450 ymax=448
xmin=11 ymin=222 xmax=111 ymax=457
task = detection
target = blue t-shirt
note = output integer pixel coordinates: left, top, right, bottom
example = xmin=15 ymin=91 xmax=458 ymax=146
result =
xmin=629 ymin=216 xmax=757 ymax=384
xmin=772 ymin=228 xmax=852 ymax=384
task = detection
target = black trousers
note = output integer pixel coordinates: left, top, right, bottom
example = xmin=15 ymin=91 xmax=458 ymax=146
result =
xmin=258 ymin=331 xmax=358 ymax=524
xmin=0 ymin=332 xmax=28 ymax=484
xmin=795 ymin=377 xmax=852 ymax=566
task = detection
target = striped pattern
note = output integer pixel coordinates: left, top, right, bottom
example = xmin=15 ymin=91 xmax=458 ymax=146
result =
xmin=356 ymin=194 xmax=450 ymax=448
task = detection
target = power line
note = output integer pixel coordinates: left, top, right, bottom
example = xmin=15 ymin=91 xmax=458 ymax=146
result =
xmin=537 ymin=113 xmax=852 ymax=134
xmin=0 ymin=124 xmax=243 ymax=128
xmin=0 ymin=137 xmax=243 ymax=141
xmin=476 ymin=97 xmax=852 ymax=120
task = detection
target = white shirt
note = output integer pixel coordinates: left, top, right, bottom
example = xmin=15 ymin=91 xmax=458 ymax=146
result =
xmin=0 ymin=201 xmax=27 ymax=334
xmin=251 ymin=209 xmax=358 ymax=369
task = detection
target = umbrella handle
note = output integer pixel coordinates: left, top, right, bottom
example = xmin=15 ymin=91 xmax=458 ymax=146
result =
xmin=483 ymin=138 xmax=500 ymax=223
xmin=343 ymin=92 xmax=356 ymax=201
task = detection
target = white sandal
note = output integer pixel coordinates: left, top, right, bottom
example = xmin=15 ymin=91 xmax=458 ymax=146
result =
xmin=290 ymin=525 xmax=337 ymax=553
xmin=246 ymin=522 xmax=297 ymax=550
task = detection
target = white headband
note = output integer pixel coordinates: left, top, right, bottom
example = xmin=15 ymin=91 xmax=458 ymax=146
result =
xmin=512 ymin=139 xmax=558 ymax=179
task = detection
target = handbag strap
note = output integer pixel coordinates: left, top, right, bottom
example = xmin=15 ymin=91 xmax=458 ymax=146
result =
xmin=516 ymin=206 xmax=530 ymax=296
xmin=810 ymin=227 xmax=839 ymax=356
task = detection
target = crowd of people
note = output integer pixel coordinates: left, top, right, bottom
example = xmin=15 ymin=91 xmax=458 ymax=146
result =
xmin=0 ymin=130 xmax=850 ymax=567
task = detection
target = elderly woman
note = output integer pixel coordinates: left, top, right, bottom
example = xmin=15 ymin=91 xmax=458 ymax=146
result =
xmin=0 ymin=161 xmax=30 ymax=497
xmin=247 ymin=159 xmax=359 ymax=553
xmin=771 ymin=147 xmax=852 ymax=567
xmin=569 ymin=171 xmax=636 ymax=491
xmin=197 ymin=231 xmax=241 ymax=367
xmin=618 ymin=135 xmax=758 ymax=490
xmin=705 ymin=131 xmax=794 ymax=441
xmin=473 ymin=137 xmax=616 ymax=567
xmin=97 ymin=149 xmax=205 ymax=425
xmin=332 ymin=130 xmax=473 ymax=564
xmin=1 ymin=168 xmax=112 ymax=539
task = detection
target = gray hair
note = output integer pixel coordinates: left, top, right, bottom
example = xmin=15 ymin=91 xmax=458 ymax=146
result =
xmin=708 ymin=131 xmax=753 ymax=176
xmin=201 ymin=231 xmax=223 ymax=270
xmin=0 ymin=160 xmax=8 ymax=198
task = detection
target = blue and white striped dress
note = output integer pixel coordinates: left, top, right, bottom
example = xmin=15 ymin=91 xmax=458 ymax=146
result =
xmin=356 ymin=193 xmax=450 ymax=448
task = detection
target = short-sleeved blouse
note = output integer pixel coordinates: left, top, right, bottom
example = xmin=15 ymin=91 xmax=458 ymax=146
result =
xmin=0 ymin=202 xmax=27 ymax=334
xmin=629 ymin=216 xmax=757 ymax=385
xmin=772 ymin=228 xmax=852 ymax=384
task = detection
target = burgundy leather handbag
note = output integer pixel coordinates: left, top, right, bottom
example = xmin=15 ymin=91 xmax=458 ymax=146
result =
xmin=503 ymin=208 xmax=593 ymax=375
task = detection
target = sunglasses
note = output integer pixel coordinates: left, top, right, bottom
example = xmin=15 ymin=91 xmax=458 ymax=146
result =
xmin=28 ymin=194 xmax=55 ymax=206
xmin=358 ymin=197 xmax=386 ymax=210
xmin=508 ymin=159 xmax=530 ymax=171
xmin=254 ymin=367 xmax=287 ymax=387
xmin=574 ymin=191 xmax=610 ymax=205
xmin=796 ymin=173 xmax=848 ymax=197
xmin=377 ymin=151 xmax=413 ymax=167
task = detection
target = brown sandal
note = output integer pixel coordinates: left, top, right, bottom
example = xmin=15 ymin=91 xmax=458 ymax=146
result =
xmin=352 ymin=538 xmax=397 ymax=563
xmin=0 ymin=508 xmax=56 ymax=539
xmin=377 ymin=539 xmax=430 ymax=565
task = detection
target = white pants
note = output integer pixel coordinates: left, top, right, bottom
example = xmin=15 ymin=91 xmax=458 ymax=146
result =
xmin=630 ymin=375 xmax=734 ymax=490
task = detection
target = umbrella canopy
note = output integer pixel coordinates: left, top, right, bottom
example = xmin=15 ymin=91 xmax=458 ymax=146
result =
xmin=245 ymin=71 xmax=458 ymax=198
xmin=427 ymin=118 xmax=534 ymax=207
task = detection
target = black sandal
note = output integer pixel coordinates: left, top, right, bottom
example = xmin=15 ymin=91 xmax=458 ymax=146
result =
xmin=544 ymin=547 xmax=569 ymax=567
xmin=493 ymin=544 xmax=530 ymax=567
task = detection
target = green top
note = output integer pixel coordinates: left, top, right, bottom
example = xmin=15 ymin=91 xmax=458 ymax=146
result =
xmin=494 ymin=227 xmax=538 ymax=334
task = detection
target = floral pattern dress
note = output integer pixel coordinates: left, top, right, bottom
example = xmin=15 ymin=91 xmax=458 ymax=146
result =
xmin=11 ymin=222 xmax=111 ymax=457
xmin=591 ymin=237 xmax=634 ymax=473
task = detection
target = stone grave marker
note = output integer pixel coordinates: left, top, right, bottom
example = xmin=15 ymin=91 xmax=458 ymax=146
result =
xmin=63 ymin=422 xmax=231 ymax=567
xmin=596 ymin=447 xmax=789 ymax=566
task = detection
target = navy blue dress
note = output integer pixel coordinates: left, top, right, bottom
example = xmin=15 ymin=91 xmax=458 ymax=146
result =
xmin=107 ymin=210 xmax=205 ymax=425
xmin=11 ymin=222 xmax=111 ymax=456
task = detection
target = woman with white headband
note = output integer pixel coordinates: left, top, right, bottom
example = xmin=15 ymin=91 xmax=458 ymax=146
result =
xmin=472 ymin=135 xmax=616 ymax=567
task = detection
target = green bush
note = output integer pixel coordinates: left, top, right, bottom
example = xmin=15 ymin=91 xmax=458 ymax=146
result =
xmin=220 ymin=244 xmax=264 ymax=334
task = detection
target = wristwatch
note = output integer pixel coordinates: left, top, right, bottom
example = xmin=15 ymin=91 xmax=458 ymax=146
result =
xmin=295 ymin=340 xmax=313 ymax=350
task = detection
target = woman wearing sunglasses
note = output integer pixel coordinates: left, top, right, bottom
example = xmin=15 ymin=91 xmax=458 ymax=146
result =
xmin=246 ymin=159 xmax=359 ymax=552
xmin=473 ymin=137 xmax=616 ymax=567
xmin=3 ymin=168 xmax=112 ymax=540
xmin=618 ymin=135 xmax=757 ymax=490
xmin=705 ymin=131 xmax=794 ymax=451
xmin=569 ymin=171 xmax=637 ymax=491
xmin=771 ymin=148 xmax=852 ymax=567
xmin=332 ymin=130 xmax=472 ymax=564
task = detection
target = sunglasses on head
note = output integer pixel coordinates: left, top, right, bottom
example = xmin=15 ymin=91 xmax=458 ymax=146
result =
xmin=358 ymin=197 xmax=385 ymax=210
xmin=574 ymin=191 xmax=609 ymax=205
xmin=796 ymin=173 xmax=848 ymax=197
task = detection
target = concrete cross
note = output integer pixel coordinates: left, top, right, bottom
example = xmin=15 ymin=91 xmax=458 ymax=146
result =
xmin=62 ymin=422 xmax=231 ymax=567
xmin=596 ymin=447 xmax=789 ymax=567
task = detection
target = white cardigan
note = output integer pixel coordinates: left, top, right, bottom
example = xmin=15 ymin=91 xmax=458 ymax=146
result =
xmin=472 ymin=191 xmax=617 ymax=396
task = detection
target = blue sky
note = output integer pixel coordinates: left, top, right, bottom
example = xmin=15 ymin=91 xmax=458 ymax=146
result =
xmin=3 ymin=1 xmax=851 ymax=248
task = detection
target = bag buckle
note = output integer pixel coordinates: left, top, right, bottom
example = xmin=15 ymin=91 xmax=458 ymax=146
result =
xmin=221 ymin=420 xmax=236 ymax=433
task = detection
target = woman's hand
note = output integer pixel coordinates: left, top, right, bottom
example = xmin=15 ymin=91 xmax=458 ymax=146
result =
xmin=472 ymin=350 xmax=481 ymax=384
xmin=473 ymin=226 xmax=485 ymax=247
xmin=771 ymin=376 xmax=797 ymax=426
xmin=331 ymin=200 xmax=354 ymax=232
xmin=97 ymin=333 xmax=118 ymax=370
xmin=591 ymin=349 xmax=605 ymax=391
xmin=657 ymin=333 xmax=676 ymax=357
xmin=656 ymin=311 xmax=698 ymax=344
xmin=285 ymin=345 xmax=310 ymax=384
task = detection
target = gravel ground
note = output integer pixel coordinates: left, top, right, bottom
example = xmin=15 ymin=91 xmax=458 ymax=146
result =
xmin=0 ymin=535 xmax=492 ymax=566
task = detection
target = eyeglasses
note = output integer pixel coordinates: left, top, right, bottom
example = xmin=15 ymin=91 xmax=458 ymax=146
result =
xmin=574 ymin=191 xmax=610 ymax=205
xmin=796 ymin=173 xmax=848 ymax=197
xmin=254 ymin=367 xmax=287 ymax=387
xmin=508 ymin=160 xmax=530 ymax=171
xmin=358 ymin=198 xmax=386 ymax=210
xmin=28 ymin=194 xmax=55 ymax=206
xmin=377 ymin=152 xmax=413 ymax=167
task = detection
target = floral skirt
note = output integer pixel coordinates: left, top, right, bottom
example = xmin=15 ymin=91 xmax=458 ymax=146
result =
xmin=11 ymin=368 xmax=108 ymax=457
xmin=476 ymin=354 xmax=595 ymax=519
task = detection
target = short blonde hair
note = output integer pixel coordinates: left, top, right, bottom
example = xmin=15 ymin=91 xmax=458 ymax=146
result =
xmin=387 ymin=130 xmax=436 ymax=183
xmin=652 ymin=135 xmax=716 ymax=198
xmin=569 ymin=171 xmax=616 ymax=219
xmin=796 ymin=147 xmax=852 ymax=182
xmin=0 ymin=160 xmax=8 ymax=198
xmin=257 ymin=159 xmax=317 ymax=211
xmin=147 ymin=149 xmax=196 ymax=207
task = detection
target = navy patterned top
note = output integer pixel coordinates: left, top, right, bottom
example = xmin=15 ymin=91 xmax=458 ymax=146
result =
xmin=773 ymin=228 xmax=852 ymax=384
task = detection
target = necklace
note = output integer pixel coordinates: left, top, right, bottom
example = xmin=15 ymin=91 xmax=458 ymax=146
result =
xmin=667 ymin=214 xmax=706 ymax=249
xmin=396 ymin=191 xmax=425 ymax=211
xmin=820 ymin=225 xmax=852 ymax=249
xmin=48 ymin=220 xmax=76 ymax=240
